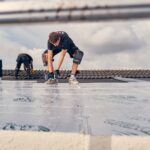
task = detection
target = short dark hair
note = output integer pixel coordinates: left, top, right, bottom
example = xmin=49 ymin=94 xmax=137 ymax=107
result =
xmin=49 ymin=32 xmax=59 ymax=43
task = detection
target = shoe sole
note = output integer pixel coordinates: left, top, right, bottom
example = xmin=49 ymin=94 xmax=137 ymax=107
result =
xmin=46 ymin=79 xmax=58 ymax=84
xmin=69 ymin=80 xmax=79 ymax=85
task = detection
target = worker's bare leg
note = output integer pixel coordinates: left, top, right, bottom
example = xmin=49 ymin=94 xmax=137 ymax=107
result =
xmin=69 ymin=63 xmax=79 ymax=85
xmin=71 ymin=63 xmax=78 ymax=75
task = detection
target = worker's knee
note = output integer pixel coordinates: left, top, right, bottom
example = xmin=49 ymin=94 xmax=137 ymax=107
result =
xmin=73 ymin=50 xmax=84 ymax=65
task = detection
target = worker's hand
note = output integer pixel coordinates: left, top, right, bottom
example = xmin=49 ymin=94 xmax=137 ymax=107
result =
xmin=75 ymin=70 xmax=80 ymax=76
xmin=45 ymin=72 xmax=55 ymax=81
xmin=54 ymin=69 xmax=60 ymax=79
xmin=31 ymin=69 xmax=36 ymax=75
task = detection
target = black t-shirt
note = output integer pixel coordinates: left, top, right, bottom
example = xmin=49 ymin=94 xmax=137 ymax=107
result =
xmin=48 ymin=31 xmax=79 ymax=57
xmin=17 ymin=53 xmax=33 ymax=63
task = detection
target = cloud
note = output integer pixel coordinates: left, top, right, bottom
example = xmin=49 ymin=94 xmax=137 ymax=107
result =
xmin=0 ymin=20 xmax=150 ymax=70
xmin=90 ymin=25 xmax=144 ymax=55
xmin=74 ymin=22 xmax=145 ymax=57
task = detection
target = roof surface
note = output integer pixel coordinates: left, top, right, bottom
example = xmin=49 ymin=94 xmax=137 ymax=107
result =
xmin=2 ymin=69 xmax=150 ymax=82
xmin=0 ymin=80 xmax=150 ymax=135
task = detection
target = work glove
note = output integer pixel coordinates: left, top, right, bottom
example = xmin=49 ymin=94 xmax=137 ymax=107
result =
xmin=45 ymin=72 xmax=55 ymax=81
xmin=45 ymin=72 xmax=58 ymax=84
xmin=54 ymin=69 xmax=60 ymax=79
xmin=75 ymin=70 xmax=80 ymax=76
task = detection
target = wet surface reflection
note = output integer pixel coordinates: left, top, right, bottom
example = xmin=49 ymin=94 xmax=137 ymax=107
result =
xmin=0 ymin=80 xmax=150 ymax=135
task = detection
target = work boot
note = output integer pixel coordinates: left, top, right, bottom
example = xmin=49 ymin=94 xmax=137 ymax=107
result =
xmin=69 ymin=76 xmax=79 ymax=85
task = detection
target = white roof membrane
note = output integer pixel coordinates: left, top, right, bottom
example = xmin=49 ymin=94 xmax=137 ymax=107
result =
xmin=0 ymin=80 xmax=150 ymax=135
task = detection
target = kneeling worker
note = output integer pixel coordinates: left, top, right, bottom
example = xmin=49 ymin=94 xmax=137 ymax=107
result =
xmin=45 ymin=31 xmax=84 ymax=84
xmin=15 ymin=53 xmax=34 ymax=79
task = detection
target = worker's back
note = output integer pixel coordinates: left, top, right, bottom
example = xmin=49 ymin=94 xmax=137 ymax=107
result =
xmin=16 ymin=53 xmax=33 ymax=63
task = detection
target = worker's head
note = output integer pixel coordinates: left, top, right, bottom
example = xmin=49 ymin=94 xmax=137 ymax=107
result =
xmin=49 ymin=32 xmax=60 ymax=46
xmin=42 ymin=50 xmax=48 ymax=66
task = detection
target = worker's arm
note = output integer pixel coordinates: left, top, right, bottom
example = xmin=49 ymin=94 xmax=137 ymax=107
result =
xmin=57 ymin=49 xmax=67 ymax=70
xmin=30 ymin=61 xmax=36 ymax=75
xmin=48 ymin=49 xmax=54 ymax=72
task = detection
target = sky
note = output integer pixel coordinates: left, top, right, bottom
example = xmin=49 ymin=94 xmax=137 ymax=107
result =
xmin=0 ymin=0 xmax=150 ymax=70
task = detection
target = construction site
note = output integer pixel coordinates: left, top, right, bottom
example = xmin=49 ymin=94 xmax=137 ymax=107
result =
xmin=1 ymin=0 xmax=150 ymax=150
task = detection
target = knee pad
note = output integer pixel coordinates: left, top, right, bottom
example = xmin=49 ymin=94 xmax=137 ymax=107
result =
xmin=73 ymin=50 xmax=84 ymax=64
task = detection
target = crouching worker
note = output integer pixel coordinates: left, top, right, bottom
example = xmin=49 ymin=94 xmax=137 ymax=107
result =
xmin=15 ymin=53 xmax=34 ymax=79
xmin=46 ymin=31 xmax=84 ymax=84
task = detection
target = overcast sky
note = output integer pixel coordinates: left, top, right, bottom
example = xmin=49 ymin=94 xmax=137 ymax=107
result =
xmin=0 ymin=0 xmax=150 ymax=70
